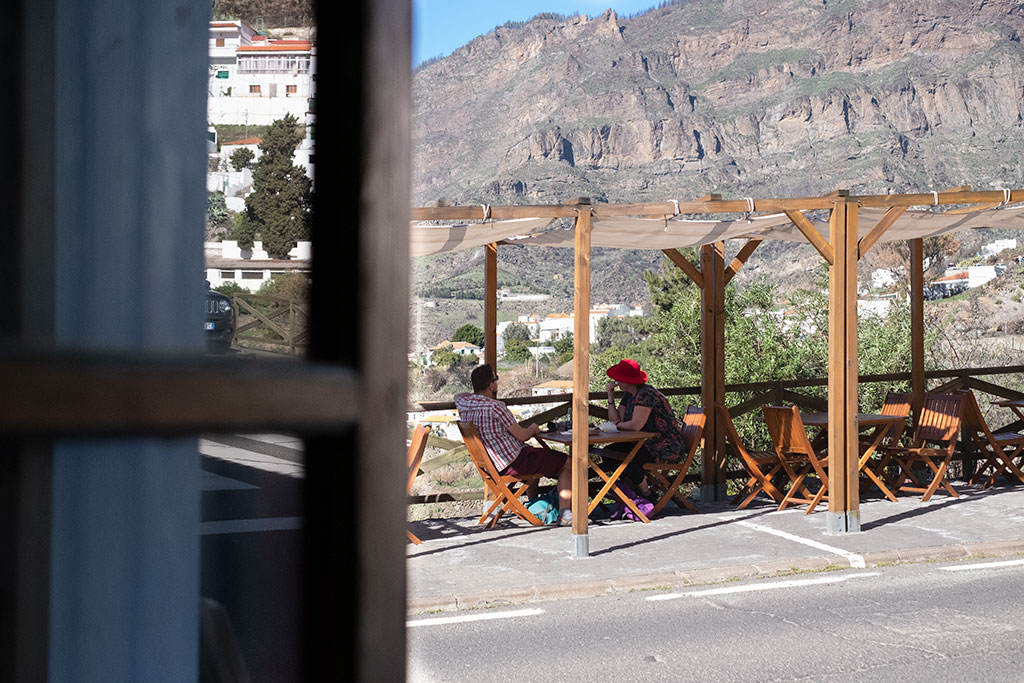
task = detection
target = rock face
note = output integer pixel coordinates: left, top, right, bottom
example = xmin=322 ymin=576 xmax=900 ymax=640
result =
xmin=412 ymin=1 xmax=1024 ymax=205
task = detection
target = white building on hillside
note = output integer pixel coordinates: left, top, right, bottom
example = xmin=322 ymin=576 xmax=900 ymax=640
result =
xmin=205 ymin=240 xmax=311 ymax=292
xmin=207 ymin=20 xmax=316 ymax=126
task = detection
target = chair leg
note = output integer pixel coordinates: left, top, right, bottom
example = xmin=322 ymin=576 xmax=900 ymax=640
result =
xmin=649 ymin=468 xmax=697 ymax=517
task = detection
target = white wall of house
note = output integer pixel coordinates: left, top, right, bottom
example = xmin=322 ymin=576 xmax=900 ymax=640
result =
xmin=205 ymin=240 xmax=312 ymax=292
xmin=968 ymin=264 xmax=1004 ymax=289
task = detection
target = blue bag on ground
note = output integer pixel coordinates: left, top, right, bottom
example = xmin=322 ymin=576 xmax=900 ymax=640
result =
xmin=526 ymin=490 xmax=559 ymax=524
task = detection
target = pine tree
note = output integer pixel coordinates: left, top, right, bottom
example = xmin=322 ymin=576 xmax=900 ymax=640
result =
xmin=240 ymin=114 xmax=312 ymax=258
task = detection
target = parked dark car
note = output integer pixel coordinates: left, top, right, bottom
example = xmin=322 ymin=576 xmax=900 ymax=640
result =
xmin=205 ymin=281 xmax=235 ymax=352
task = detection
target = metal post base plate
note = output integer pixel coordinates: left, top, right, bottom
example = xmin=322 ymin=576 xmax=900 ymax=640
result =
xmin=825 ymin=510 xmax=861 ymax=534
xmin=571 ymin=533 xmax=589 ymax=558
xmin=696 ymin=484 xmax=728 ymax=503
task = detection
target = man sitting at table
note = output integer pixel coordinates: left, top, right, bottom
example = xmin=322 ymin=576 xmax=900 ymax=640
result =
xmin=455 ymin=364 xmax=573 ymax=525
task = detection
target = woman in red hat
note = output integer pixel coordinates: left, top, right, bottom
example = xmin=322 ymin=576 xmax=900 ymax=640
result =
xmin=601 ymin=359 xmax=684 ymax=498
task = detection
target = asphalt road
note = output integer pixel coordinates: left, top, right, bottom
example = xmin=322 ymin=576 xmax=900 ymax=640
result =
xmin=408 ymin=559 xmax=1024 ymax=682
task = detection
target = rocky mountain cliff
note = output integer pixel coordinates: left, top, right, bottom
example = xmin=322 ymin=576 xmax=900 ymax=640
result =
xmin=413 ymin=0 xmax=1024 ymax=204
xmin=409 ymin=0 xmax=1024 ymax=342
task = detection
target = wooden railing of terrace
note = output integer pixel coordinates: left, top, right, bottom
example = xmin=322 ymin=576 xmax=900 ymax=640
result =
xmin=231 ymin=293 xmax=309 ymax=355
xmin=408 ymin=365 xmax=1024 ymax=506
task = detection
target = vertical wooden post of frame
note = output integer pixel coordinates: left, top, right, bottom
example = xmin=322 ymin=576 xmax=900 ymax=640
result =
xmin=700 ymin=242 xmax=727 ymax=500
xmin=910 ymin=239 xmax=925 ymax=421
xmin=571 ymin=202 xmax=592 ymax=557
xmin=827 ymin=199 xmax=861 ymax=533
xmin=485 ymin=243 xmax=498 ymax=371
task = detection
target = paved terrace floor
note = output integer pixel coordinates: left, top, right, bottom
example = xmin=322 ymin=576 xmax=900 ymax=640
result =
xmin=407 ymin=482 xmax=1024 ymax=613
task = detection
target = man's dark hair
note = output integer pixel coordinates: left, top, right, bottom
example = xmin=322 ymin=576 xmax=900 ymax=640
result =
xmin=471 ymin=364 xmax=496 ymax=392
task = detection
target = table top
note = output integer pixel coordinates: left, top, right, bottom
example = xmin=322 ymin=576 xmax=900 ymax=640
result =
xmin=800 ymin=412 xmax=905 ymax=428
xmin=538 ymin=429 xmax=657 ymax=445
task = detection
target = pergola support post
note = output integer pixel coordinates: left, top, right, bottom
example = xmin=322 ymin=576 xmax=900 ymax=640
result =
xmin=911 ymin=239 xmax=925 ymax=420
xmin=485 ymin=243 xmax=498 ymax=371
xmin=571 ymin=202 xmax=592 ymax=557
xmin=826 ymin=198 xmax=861 ymax=534
xmin=699 ymin=242 xmax=727 ymax=501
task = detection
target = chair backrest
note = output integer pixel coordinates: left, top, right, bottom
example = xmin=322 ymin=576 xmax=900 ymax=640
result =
xmin=762 ymin=405 xmax=818 ymax=459
xmin=878 ymin=391 xmax=912 ymax=445
xmin=406 ymin=425 xmax=430 ymax=495
xmin=681 ymin=406 xmax=707 ymax=457
xmin=716 ymin=403 xmax=760 ymax=466
xmin=912 ymin=392 xmax=965 ymax=450
xmin=880 ymin=391 xmax=912 ymax=417
xmin=456 ymin=421 xmax=503 ymax=482
xmin=958 ymin=389 xmax=995 ymax=444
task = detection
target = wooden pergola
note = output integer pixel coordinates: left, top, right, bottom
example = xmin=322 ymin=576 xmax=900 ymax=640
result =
xmin=412 ymin=188 xmax=1024 ymax=557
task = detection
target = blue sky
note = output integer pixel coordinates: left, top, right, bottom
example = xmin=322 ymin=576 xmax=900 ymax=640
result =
xmin=413 ymin=0 xmax=661 ymax=65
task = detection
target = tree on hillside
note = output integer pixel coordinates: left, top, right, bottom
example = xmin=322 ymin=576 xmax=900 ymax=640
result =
xmin=503 ymin=322 xmax=532 ymax=343
xmin=452 ymin=323 xmax=485 ymax=348
xmin=230 ymin=147 xmax=255 ymax=172
xmin=238 ymin=114 xmax=312 ymax=258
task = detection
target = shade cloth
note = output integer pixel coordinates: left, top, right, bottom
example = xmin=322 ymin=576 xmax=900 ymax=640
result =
xmin=410 ymin=205 xmax=1024 ymax=256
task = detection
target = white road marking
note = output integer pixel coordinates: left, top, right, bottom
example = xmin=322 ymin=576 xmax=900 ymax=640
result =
xmin=407 ymin=608 xmax=545 ymax=627
xmin=200 ymin=516 xmax=303 ymax=535
xmin=647 ymin=572 xmax=880 ymax=601
xmin=728 ymin=518 xmax=867 ymax=568
xmin=940 ymin=558 xmax=1024 ymax=572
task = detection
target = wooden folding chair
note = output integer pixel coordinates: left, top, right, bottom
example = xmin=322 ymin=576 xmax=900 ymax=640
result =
xmin=456 ymin=421 xmax=544 ymax=528
xmin=961 ymin=390 xmax=1024 ymax=488
xmin=762 ymin=405 xmax=829 ymax=514
xmin=406 ymin=424 xmax=430 ymax=545
xmin=642 ymin=406 xmax=706 ymax=517
xmin=882 ymin=392 xmax=965 ymax=502
xmin=717 ymin=404 xmax=784 ymax=509
xmin=860 ymin=391 xmax=911 ymax=494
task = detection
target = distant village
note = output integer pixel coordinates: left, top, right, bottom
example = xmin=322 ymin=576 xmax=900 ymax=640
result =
xmin=408 ymin=237 xmax=1019 ymax=435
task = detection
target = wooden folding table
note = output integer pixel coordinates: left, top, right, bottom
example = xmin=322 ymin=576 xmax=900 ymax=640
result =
xmin=801 ymin=412 xmax=906 ymax=502
xmin=538 ymin=429 xmax=656 ymax=523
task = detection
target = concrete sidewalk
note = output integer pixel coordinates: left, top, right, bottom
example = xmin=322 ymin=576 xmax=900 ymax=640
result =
xmin=407 ymin=482 xmax=1024 ymax=613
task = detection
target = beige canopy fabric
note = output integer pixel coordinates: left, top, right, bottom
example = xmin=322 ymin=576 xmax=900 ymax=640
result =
xmin=410 ymin=205 xmax=1024 ymax=255
xmin=409 ymin=217 xmax=554 ymax=257
xmin=756 ymin=205 xmax=1024 ymax=244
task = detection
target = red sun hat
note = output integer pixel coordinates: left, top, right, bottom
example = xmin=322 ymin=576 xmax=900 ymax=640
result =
xmin=606 ymin=359 xmax=648 ymax=385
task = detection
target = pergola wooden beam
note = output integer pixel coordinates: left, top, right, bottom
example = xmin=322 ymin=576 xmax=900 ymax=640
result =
xmin=826 ymin=198 xmax=861 ymax=533
xmin=485 ymin=243 xmax=498 ymax=370
xmin=725 ymin=238 xmax=763 ymax=285
xmin=785 ymin=209 xmax=834 ymax=265
xmin=411 ymin=189 xmax=1021 ymax=222
xmin=662 ymin=249 xmax=704 ymax=288
xmin=858 ymin=206 xmax=907 ymax=259
xmin=571 ymin=202 xmax=593 ymax=556
xmin=911 ymin=239 xmax=926 ymax=420
xmin=700 ymin=242 xmax=727 ymax=500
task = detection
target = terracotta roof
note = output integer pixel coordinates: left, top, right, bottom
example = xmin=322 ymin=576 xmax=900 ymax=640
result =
xmin=934 ymin=272 xmax=968 ymax=283
xmin=534 ymin=380 xmax=573 ymax=389
xmin=222 ymin=137 xmax=262 ymax=146
xmin=238 ymin=42 xmax=312 ymax=52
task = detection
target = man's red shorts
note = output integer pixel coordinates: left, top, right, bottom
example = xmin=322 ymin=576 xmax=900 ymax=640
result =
xmin=501 ymin=445 xmax=566 ymax=478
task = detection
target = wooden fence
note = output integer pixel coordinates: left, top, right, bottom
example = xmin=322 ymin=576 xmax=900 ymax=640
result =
xmin=408 ymin=364 xmax=1024 ymax=505
xmin=231 ymin=293 xmax=309 ymax=355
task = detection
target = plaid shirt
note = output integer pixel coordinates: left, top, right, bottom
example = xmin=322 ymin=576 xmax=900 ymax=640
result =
xmin=454 ymin=393 xmax=524 ymax=472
